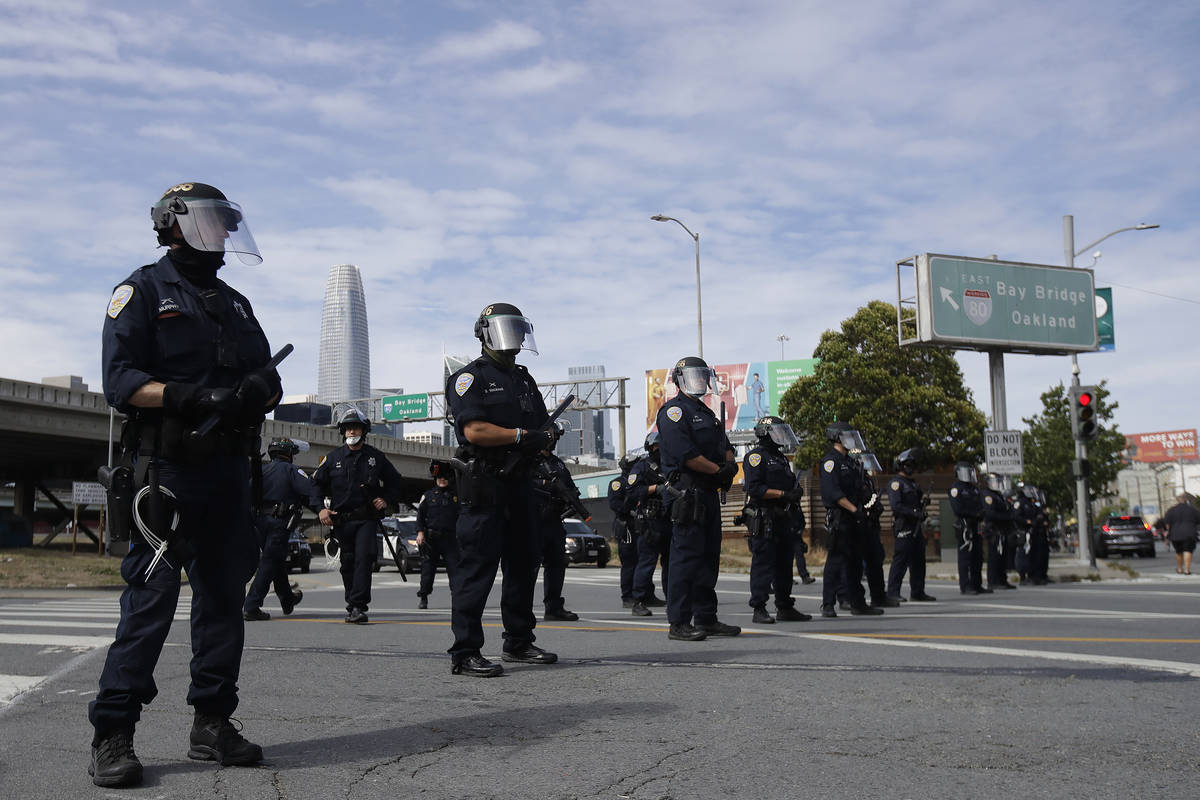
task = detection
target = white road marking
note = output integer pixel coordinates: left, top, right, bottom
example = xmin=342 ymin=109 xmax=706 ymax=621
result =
xmin=0 ymin=619 xmax=118 ymax=630
xmin=0 ymin=674 xmax=43 ymax=705
xmin=0 ymin=633 xmax=116 ymax=648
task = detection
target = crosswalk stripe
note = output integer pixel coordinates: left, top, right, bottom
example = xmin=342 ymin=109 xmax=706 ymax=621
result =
xmin=0 ymin=619 xmax=118 ymax=630
xmin=0 ymin=633 xmax=116 ymax=648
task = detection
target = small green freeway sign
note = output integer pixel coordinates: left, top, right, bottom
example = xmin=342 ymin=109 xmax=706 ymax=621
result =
xmin=381 ymin=393 xmax=430 ymax=421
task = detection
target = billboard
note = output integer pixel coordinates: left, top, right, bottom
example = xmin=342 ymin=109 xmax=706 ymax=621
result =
xmin=646 ymin=358 xmax=819 ymax=430
xmin=1124 ymin=430 xmax=1198 ymax=463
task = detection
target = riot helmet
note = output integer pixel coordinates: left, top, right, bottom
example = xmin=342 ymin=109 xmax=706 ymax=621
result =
xmin=474 ymin=302 xmax=537 ymax=356
xmin=644 ymin=431 xmax=661 ymax=463
xmin=267 ymin=437 xmax=304 ymax=461
xmin=670 ymin=356 xmax=717 ymax=397
xmin=754 ymin=416 xmax=799 ymax=454
xmin=336 ymin=407 xmax=371 ymax=446
xmin=429 ymin=459 xmax=454 ymax=485
xmin=825 ymin=421 xmax=867 ymax=453
xmin=151 ymin=182 xmax=261 ymax=265
xmin=855 ymin=452 xmax=883 ymax=474
xmin=985 ymin=473 xmax=1005 ymax=492
xmin=618 ymin=455 xmax=635 ymax=473
xmin=954 ymin=461 xmax=978 ymax=484
xmin=1020 ymin=483 xmax=1039 ymax=500
xmin=894 ymin=446 xmax=922 ymax=475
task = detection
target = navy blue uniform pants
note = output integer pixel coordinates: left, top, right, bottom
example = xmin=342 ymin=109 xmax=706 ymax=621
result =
xmin=747 ymin=532 xmax=796 ymax=610
xmin=985 ymin=532 xmax=1009 ymax=587
xmin=794 ymin=533 xmax=811 ymax=579
xmin=666 ymin=490 xmax=722 ymax=626
xmin=615 ymin=519 xmax=637 ymax=601
xmin=822 ymin=522 xmax=866 ymax=608
xmin=1030 ymin=531 xmax=1049 ymax=581
xmin=335 ymin=519 xmax=379 ymax=611
xmin=956 ymin=526 xmax=984 ymax=591
xmin=89 ymin=456 xmax=258 ymax=735
xmin=887 ymin=533 xmax=927 ymax=597
xmin=244 ymin=514 xmax=295 ymax=612
xmin=418 ymin=531 xmax=459 ymax=599
xmin=862 ymin=528 xmax=888 ymax=603
xmin=633 ymin=519 xmax=670 ymax=603
xmin=448 ymin=487 xmax=541 ymax=661
xmin=541 ymin=519 xmax=568 ymax=612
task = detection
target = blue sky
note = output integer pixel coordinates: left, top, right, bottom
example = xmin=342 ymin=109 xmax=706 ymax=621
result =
xmin=2 ymin=0 xmax=1197 ymax=451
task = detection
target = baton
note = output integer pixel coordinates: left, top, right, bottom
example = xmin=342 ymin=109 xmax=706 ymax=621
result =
xmin=190 ymin=343 xmax=293 ymax=441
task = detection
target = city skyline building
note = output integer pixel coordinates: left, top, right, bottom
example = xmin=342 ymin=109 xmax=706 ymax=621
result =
xmin=317 ymin=264 xmax=371 ymax=409
xmin=559 ymin=364 xmax=613 ymax=462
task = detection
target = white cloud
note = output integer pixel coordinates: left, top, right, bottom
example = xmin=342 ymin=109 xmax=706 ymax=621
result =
xmin=420 ymin=20 xmax=544 ymax=64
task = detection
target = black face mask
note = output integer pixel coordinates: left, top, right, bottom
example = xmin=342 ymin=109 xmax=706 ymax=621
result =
xmin=648 ymin=448 xmax=660 ymax=464
xmin=168 ymin=246 xmax=224 ymax=286
xmin=482 ymin=346 xmax=517 ymax=368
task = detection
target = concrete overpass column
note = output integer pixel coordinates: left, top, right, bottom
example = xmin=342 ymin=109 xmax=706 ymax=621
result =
xmin=13 ymin=478 xmax=36 ymax=522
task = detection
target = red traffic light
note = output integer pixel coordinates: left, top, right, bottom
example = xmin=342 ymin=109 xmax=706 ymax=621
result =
xmin=1078 ymin=392 xmax=1093 ymax=407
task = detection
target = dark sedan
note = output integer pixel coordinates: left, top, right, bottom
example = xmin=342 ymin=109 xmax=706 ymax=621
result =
xmin=284 ymin=530 xmax=312 ymax=574
xmin=563 ymin=518 xmax=611 ymax=567
xmin=1094 ymin=515 xmax=1156 ymax=558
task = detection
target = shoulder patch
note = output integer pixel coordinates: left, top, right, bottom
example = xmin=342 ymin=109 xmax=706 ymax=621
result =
xmin=823 ymin=459 xmax=835 ymax=473
xmin=455 ymin=372 xmax=474 ymax=396
xmin=610 ymin=480 xmax=621 ymax=491
xmin=748 ymin=453 xmax=762 ymax=467
xmin=666 ymin=406 xmax=683 ymax=423
xmin=297 ymin=468 xmax=306 ymax=476
xmin=318 ymin=455 xmax=327 ymax=467
xmin=627 ymin=474 xmax=638 ymax=485
xmin=107 ymin=285 xmax=134 ymax=319
xmin=890 ymin=480 xmax=900 ymax=491
xmin=984 ymin=495 xmax=993 ymax=505
xmin=950 ymin=487 xmax=959 ymax=497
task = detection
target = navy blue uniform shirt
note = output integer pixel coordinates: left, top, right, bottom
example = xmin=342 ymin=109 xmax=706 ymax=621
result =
xmin=310 ymin=444 xmax=404 ymax=512
xmin=818 ymin=447 xmax=867 ymax=510
xmin=655 ymin=392 xmax=731 ymax=479
xmin=417 ymin=485 xmax=459 ymax=534
xmin=261 ymin=457 xmax=316 ymax=511
xmin=608 ymin=470 xmax=631 ymax=516
xmin=981 ymin=488 xmax=1011 ymax=526
xmin=627 ymin=456 xmax=665 ymax=509
xmin=446 ymin=354 xmax=548 ymax=448
xmin=949 ymin=481 xmax=983 ymax=520
xmin=102 ymin=254 xmax=271 ymax=414
xmin=743 ymin=444 xmax=795 ymax=504
xmin=887 ymin=474 xmax=924 ymax=524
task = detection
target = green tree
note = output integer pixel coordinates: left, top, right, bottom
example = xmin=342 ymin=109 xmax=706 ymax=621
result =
xmin=778 ymin=300 xmax=987 ymax=468
xmin=1020 ymin=381 xmax=1124 ymax=522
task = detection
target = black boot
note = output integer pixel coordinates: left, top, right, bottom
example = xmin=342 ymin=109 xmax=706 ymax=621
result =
xmin=243 ymin=608 xmax=271 ymax=621
xmin=630 ymin=601 xmax=652 ymax=617
xmin=89 ymin=728 xmax=143 ymax=788
xmin=668 ymin=623 xmax=707 ymax=641
xmin=345 ymin=607 xmax=368 ymax=624
xmin=752 ymin=607 xmax=775 ymax=624
xmin=281 ymin=586 xmax=303 ymax=615
xmin=775 ymin=606 xmax=812 ymax=622
xmin=188 ymin=712 xmax=263 ymax=766
xmin=452 ymin=653 xmax=503 ymax=677
xmin=417 ymin=594 xmax=428 ymax=609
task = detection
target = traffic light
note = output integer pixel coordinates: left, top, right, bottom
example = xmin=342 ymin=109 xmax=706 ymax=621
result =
xmin=1070 ymin=385 xmax=1100 ymax=441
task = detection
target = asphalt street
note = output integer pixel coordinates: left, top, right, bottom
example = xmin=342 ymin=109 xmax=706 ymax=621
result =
xmin=1 ymin=542 xmax=1198 ymax=799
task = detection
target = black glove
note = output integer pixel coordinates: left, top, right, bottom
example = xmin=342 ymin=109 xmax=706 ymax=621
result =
xmin=715 ymin=461 xmax=738 ymax=490
xmin=520 ymin=428 xmax=557 ymax=454
xmin=853 ymin=506 xmax=868 ymax=525
xmin=236 ymin=367 xmax=282 ymax=415
xmin=783 ymin=487 xmax=804 ymax=504
xmin=162 ymin=382 xmax=237 ymax=418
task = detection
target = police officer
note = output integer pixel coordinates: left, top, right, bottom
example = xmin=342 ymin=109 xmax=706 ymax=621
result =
xmin=311 ymin=408 xmax=405 ymax=624
xmin=885 ymin=448 xmax=936 ymax=602
xmin=90 ymin=182 xmax=278 ymax=787
xmin=1012 ymin=484 xmax=1050 ymax=585
xmin=656 ymin=356 xmax=741 ymax=641
xmin=854 ymin=451 xmax=900 ymax=609
xmin=949 ymin=461 xmax=989 ymax=595
xmin=244 ymin=437 xmax=314 ymax=620
xmin=532 ymin=449 xmax=580 ymax=621
xmin=818 ymin=422 xmax=884 ymax=617
xmin=742 ymin=416 xmax=811 ymax=624
xmin=415 ymin=460 xmax=460 ymax=609
xmin=627 ymin=433 xmax=670 ymax=617
xmin=610 ymin=454 xmax=640 ymax=608
xmin=981 ymin=472 xmax=1017 ymax=590
xmin=445 ymin=302 xmax=557 ymax=676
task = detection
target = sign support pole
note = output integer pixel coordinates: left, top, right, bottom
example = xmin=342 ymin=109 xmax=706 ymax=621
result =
xmin=987 ymin=350 xmax=1009 ymax=489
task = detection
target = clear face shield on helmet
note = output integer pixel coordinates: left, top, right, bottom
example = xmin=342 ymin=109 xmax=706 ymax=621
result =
xmin=480 ymin=314 xmax=538 ymax=355
xmin=986 ymin=473 xmax=1004 ymax=492
xmin=162 ymin=197 xmax=262 ymax=265
xmin=854 ymin=452 xmax=883 ymax=474
xmin=838 ymin=429 xmax=867 ymax=454
xmin=955 ymin=464 xmax=978 ymax=483
xmin=763 ymin=422 xmax=800 ymax=454
xmin=675 ymin=365 xmax=718 ymax=397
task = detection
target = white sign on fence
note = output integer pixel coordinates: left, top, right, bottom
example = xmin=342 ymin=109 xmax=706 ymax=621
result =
xmin=985 ymin=430 xmax=1024 ymax=476
xmin=72 ymin=481 xmax=107 ymax=507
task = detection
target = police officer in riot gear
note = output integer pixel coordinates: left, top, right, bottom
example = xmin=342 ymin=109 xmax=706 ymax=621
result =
xmin=244 ymin=438 xmax=315 ymax=620
xmin=90 ymin=182 xmax=279 ymax=787
xmin=415 ymin=460 xmax=460 ymax=609
xmin=610 ymin=453 xmax=640 ymax=608
xmin=741 ymin=417 xmax=812 ymax=623
xmin=853 ymin=450 xmax=900 ymax=609
xmin=981 ymin=473 xmax=1017 ymax=590
xmin=445 ymin=303 xmax=558 ymax=676
xmin=949 ymin=461 xmax=989 ymax=595
xmin=656 ymin=356 xmax=741 ymax=641
xmin=533 ymin=448 xmax=581 ymax=621
xmin=885 ymin=448 xmax=936 ymax=602
xmin=1012 ymin=483 xmax=1050 ymax=585
xmin=627 ymin=432 xmax=670 ymax=617
xmin=311 ymin=408 xmax=405 ymax=624
xmin=818 ymin=422 xmax=884 ymax=617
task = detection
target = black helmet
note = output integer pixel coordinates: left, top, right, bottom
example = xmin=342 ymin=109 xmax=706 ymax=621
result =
xmin=429 ymin=459 xmax=454 ymax=481
xmin=474 ymin=302 xmax=537 ymax=355
xmin=754 ymin=416 xmax=799 ymax=454
xmin=826 ymin=422 xmax=867 ymax=453
xmin=618 ymin=454 xmax=636 ymax=472
xmin=151 ymin=182 xmax=261 ymax=265
xmin=644 ymin=431 xmax=660 ymax=450
xmin=893 ymin=447 xmax=922 ymax=474
xmin=954 ymin=461 xmax=978 ymax=483
xmin=267 ymin=437 xmax=301 ymax=460
xmin=671 ymin=356 xmax=716 ymax=396
xmin=336 ymin=407 xmax=371 ymax=435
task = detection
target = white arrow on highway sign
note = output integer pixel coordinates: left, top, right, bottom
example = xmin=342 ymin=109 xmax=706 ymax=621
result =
xmin=939 ymin=286 xmax=959 ymax=310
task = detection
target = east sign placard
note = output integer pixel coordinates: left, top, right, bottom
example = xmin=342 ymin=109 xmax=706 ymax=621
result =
xmin=908 ymin=254 xmax=1098 ymax=354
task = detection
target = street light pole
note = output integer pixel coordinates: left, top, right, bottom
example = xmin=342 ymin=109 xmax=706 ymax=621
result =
xmin=651 ymin=214 xmax=703 ymax=359
xmin=776 ymin=334 xmax=789 ymax=360
xmin=1063 ymin=215 xmax=1159 ymax=568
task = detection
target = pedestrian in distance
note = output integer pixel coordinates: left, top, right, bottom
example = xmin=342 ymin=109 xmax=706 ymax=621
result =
xmin=90 ymin=181 xmax=281 ymax=787
xmin=1163 ymin=492 xmax=1200 ymax=574
xmin=444 ymin=302 xmax=559 ymax=676
xmin=244 ymin=437 xmax=315 ymax=621
xmin=311 ymin=407 xmax=406 ymax=624
xmin=415 ymin=459 xmax=460 ymax=609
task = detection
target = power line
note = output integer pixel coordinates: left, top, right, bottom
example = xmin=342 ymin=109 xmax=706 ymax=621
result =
xmin=1107 ymin=282 xmax=1200 ymax=306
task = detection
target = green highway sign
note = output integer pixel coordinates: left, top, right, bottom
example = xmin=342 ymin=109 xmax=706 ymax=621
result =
xmin=1095 ymin=287 xmax=1114 ymax=351
xmin=913 ymin=254 xmax=1098 ymax=354
xmin=381 ymin=393 xmax=429 ymax=421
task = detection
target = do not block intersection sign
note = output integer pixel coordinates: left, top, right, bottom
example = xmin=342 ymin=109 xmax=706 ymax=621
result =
xmin=985 ymin=430 xmax=1024 ymax=475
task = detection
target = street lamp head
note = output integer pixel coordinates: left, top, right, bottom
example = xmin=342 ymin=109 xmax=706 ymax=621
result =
xmin=650 ymin=214 xmax=668 ymax=222
xmin=1135 ymin=223 xmax=1160 ymax=230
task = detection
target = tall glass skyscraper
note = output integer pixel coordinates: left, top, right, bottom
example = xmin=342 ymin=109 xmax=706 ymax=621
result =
xmin=317 ymin=264 xmax=371 ymax=406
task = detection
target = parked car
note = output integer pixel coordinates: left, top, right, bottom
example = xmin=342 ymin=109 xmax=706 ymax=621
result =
xmin=563 ymin=518 xmax=611 ymax=568
xmin=284 ymin=529 xmax=312 ymax=574
xmin=376 ymin=516 xmax=424 ymax=573
xmin=1094 ymin=515 xmax=1156 ymax=558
